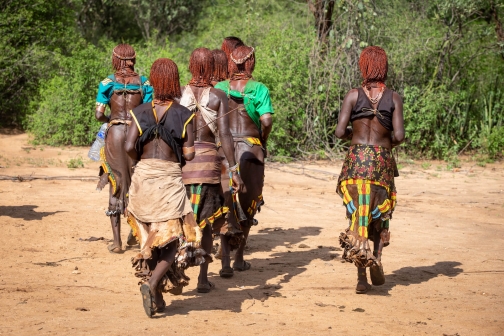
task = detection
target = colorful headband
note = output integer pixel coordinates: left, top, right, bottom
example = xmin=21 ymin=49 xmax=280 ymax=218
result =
xmin=113 ymin=48 xmax=136 ymax=60
xmin=230 ymin=47 xmax=255 ymax=64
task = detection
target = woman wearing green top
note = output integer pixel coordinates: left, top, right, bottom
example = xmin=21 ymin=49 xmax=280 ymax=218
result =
xmin=214 ymin=45 xmax=273 ymax=277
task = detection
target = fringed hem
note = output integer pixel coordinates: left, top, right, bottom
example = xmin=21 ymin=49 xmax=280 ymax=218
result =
xmin=199 ymin=206 xmax=229 ymax=229
xmin=132 ymin=242 xmax=211 ymax=294
xmin=339 ymin=229 xmax=376 ymax=268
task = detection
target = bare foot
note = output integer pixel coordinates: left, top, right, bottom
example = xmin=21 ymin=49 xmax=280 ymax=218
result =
xmin=107 ymin=243 xmax=123 ymax=254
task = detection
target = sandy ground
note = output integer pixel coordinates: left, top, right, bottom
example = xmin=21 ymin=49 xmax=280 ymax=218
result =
xmin=0 ymin=132 xmax=503 ymax=336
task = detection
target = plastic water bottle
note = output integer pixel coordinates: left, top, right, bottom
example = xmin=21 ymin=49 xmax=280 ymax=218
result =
xmin=88 ymin=123 xmax=107 ymax=161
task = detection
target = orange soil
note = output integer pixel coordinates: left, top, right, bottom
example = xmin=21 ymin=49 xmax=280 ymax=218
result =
xmin=0 ymin=132 xmax=503 ymax=335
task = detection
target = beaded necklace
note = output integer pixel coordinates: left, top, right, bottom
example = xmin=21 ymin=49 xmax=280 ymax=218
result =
xmin=153 ymin=99 xmax=173 ymax=106
xmin=362 ymin=82 xmax=386 ymax=105
xmin=230 ymin=72 xmax=252 ymax=81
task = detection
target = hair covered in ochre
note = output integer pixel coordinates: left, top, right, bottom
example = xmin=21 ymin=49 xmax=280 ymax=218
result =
xmin=229 ymin=45 xmax=255 ymax=80
xmin=149 ymin=58 xmax=181 ymax=101
xmin=359 ymin=46 xmax=388 ymax=88
xmin=221 ymin=36 xmax=244 ymax=60
xmin=112 ymin=44 xmax=136 ymax=71
xmin=211 ymin=49 xmax=228 ymax=82
xmin=221 ymin=36 xmax=244 ymax=76
xmin=188 ymin=48 xmax=214 ymax=87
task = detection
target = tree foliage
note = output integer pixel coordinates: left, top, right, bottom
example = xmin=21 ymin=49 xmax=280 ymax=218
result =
xmin=4 ymin=0 xmax=504 ymax=159
xmin=0 ymin=0 xmax=74 ymax=126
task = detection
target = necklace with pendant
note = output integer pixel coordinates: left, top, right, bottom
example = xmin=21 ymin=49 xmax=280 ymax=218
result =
xmin=363 ymin=85 xmax=385 ymax=105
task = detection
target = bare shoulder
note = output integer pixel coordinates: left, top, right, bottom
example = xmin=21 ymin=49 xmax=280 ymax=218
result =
xmin=392 ymin=91 xmax=403 ymax=106
xmin=344 ymin=88 xmax=359 ymax=102
xmin=391 ymin=91 xmax=403 ymax=104
xmin=209 ymin=87 xmax=227 ymax=100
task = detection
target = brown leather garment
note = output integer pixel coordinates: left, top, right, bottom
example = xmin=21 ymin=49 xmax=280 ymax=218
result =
xmin=98 ymin=75 xmax=143 ymax=214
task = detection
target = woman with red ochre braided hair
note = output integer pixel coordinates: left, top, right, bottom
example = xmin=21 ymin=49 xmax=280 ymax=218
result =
xmin=214 ymin=45 xmax=273 ymax=278
xmin=221 ymin=36 xmax=244 ymax=79
xmin=335 ymin=46 xmax=405 ymax=294
xmin=124 ymin=58 xmax=209 ymax=317
xmin=94 ymin=44 xmax=153 ymax=254
xmin=211 ymin=49 xmax=229 ymax=86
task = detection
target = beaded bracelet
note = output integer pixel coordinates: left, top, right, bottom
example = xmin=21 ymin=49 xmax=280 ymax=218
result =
xmin=228 ymin=163 xmax=239 ymax=173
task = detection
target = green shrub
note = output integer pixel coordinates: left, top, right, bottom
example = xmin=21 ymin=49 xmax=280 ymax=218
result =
xmin=481 ymin=126 xmax=504 ymax=159
xmin=67 ymin=156 xmax=84 ymax=169
xmin=27 ymin=39 xmax=187 ymax=146
xmin=19 ymin=0 xmax=504 ymax=161
xmin=27 ymin=42 xmax=109 ymax=145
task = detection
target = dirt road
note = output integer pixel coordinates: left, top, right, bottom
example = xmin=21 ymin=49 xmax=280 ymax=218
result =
xmin=1 ymin=132 xmax=503 ymax=335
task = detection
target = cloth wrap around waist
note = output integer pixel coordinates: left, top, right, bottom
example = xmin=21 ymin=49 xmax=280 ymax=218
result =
xmin=182 ymin=141 xmax=222 ymax=185
xmin=337 ymin=144 xmax=398 ymax=196
xmin=127 ymin=160 xmax=208 ymax=294
xmin=337 ymin=144 xmax=398 ymax=238
xmin=127 ymin=159 xmax=193 ymax=223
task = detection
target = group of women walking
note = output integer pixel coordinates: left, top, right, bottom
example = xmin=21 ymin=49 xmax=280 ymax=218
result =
xmin=93 ymin=37 xmax=404 ymax=317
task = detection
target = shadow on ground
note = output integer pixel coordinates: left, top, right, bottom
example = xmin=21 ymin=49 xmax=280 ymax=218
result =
xmin=0 ymin=205 xmax=64 ymax=221
xmin=368 ymin=261 xmax=463 ymax=296
xmin=152 ymin=226 xmax=338 ymax=318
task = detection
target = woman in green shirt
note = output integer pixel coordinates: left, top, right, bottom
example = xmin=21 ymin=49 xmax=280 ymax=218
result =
xmin=214 ymin=45 xmax=273 ymax=277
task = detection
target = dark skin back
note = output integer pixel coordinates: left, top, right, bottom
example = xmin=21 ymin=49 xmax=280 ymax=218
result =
xmin=218 ymin=78 xmax=273 ymax=271
xmin=93 ymin=73 xmax=143 ymax=252
xmin=189 ymin=86 xmax=229 ymax=142
xmin=186 ymin=85 xmax=243 ymax=192
xmin=335 ymin=85 xmax=405 ymax=149
xmin=124 ymin=102 xmax=195 ymax=162
xmin=95 ymin=75 xmax=143 ymax=122
xmin=227 ymin=79 xmax=273 ymax=147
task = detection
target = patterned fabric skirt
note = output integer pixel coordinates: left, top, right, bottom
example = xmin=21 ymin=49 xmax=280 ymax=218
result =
xmin=337 ymin=144 xmax=398 ymax=267
xmin=185 ymin=183 xmax=229 ymax=232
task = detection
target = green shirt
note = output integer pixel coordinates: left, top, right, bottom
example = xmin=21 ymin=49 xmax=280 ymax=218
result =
xmin=214 ymin=80 xmax=274 ymax=129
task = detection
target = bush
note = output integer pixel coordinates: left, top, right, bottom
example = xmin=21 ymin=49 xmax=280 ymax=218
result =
xmin=67 ymin=156 xmax=84 ymax=169
xmin=481 ymin=126 xmax=504 ymax=159
xmin=21 ymin=0 xmax=504 ymax=161
xmin=27 ymin=42 xmax=109 ymax=145
xmin=27 ymin=39 xmax=187 ymax=146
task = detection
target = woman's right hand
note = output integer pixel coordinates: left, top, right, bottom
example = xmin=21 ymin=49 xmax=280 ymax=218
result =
xmin=231 ymin=172 xmax=245 ymax=193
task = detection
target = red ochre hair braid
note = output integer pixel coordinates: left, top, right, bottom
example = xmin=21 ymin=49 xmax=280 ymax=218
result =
xmin=211 ymin=49 xmax=228 ymax=82
xmin=221 ymin=36 xmax=244 ymax=77
xmin=221 ymin=36 xmax=244 ymax=60
xmin=229 ymin=45 xmax=255 ymax=80
xmin=149 ymin=58 xmax=181 ymax=101
xmin=359 ymin=46 xmax=388 ymax=89
xmin=112 ymin=44 xmax=136 ymax=71
xmin=188 ymin=48 xmax=214 ymax=87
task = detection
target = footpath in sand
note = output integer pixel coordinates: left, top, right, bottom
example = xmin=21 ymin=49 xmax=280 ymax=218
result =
xmin=0 ymin=132 xmax=503 ymax=335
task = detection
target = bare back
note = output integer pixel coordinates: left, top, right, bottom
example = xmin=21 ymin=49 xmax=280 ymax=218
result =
xmin=227 ymin=79 xmax=261 ymax=138
xmin=109 ymin=75 xmax=143 ymax=121
xmin=125 ymin=103 xmax=195 ymax=162
xmin=336 ymin=87 xmax=405 ymax=149
xmin=352 ymin=116 xmax=393 ymax=149
xmin=140 ymin=105 xmax=178 ymax=161
xmin=189 ymin=85 xmax=224 ymax=143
